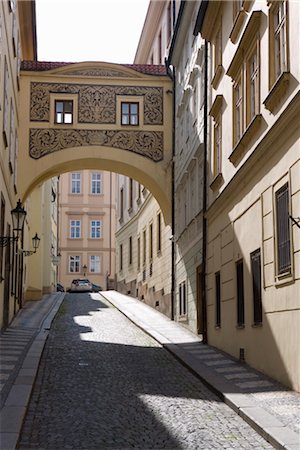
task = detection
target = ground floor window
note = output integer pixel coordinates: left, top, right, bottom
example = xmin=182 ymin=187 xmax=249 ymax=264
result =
xmin=179 ymin=280 xmax=187 ymax=317
xmin=89 ymin=255 xmax=100 ymax=273
xmin=251 ymin=248 xmax=262 ymax=325
xmin=69 ymin=255 xmax=80 ymax=273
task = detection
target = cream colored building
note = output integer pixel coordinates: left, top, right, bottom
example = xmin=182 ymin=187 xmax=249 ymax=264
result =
xmin=168 ymin=1 xmax=206 ymax=335
xmin=115 ymin=0 xmax=178 ymax=317
xmin=196 ymin=0 xmax=300 ymax=391
xmin=58 ymin=170 xmax=116 ymax=291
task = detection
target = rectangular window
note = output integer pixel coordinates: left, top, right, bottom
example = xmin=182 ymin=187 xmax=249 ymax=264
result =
xmin=129 ymin=236 xmax=132 ymax=265
xmin=157 ymin=212 xmax=162 ymax=254
xmin=69 ymin=255 xmax=80 ymax=273
xmin=90 ymin=255 xmax=100 ymax=273
xmin=119 ymin=244 xmax=123 ymax=271
xmin=70 ymin=220 xmax=81 ymax=239
xmin=273 ymin=0 xmax=288 ymax=80
xmin=71 ymin=172 xmax=81 ymax=194
xmin=55 ymin=100 xmax=73 ymax=124
xmin=120 ymin=187 xmax=124 ymax=221
xmin=251 ymin=249 xmax=262 ymax=324
xmin=143 ymin=229 xmax=146 ymax=266
xmin=158 ymin=30 xmax=162 ymax=63
xmin=91 ymin=173 xmax=102 ymax=194
xmin=129 ymin=178 xmax=133 ymax=210
xmin=236 ymin=259 xmax=245 ymax=326
xmin=247 ymin=47 xmax=259 ymax=123
xmin=90 ymin=220 xmax=102 ymax=239
xmin=215 ymin=271 xmax=221 ymax=327
xmin=213 ymin=115 xmax=222 ymax=177
xmin=275 ymin=183 xmax=291 ymax=275
xmin=3 ymin=59 xmax=9 ymax=147
xmin=149 ymin=223 xmax=153 ymax=262
xmin=233 ymin=75 xmax=243 ymax=144
xmin=121 ymin=102 xmax=139 ymax=125
xmin=137 ymin=237 xmax=141 ymax=271
xmin=179 ymin=281 xmax=187 ymax=317
xmin=167 ymin=2 xmax=172 ymax=46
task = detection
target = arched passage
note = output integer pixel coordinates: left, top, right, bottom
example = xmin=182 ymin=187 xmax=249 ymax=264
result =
xmin=19 ymin=61 xmax=173 ymax=224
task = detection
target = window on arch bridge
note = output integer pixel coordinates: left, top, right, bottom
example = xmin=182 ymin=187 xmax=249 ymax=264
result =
xmin=55 ymin=100 xmax=73 ymax=124
xmin=121 ymin=102 xmax=139 ymax=125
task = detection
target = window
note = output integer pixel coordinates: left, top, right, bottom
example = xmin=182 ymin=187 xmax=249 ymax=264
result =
xmin=90 ymin=255 xmax=101 ymax=273
xmin=90 ymin=220 xmax=102 ymax=239
xmin=137 ymin=237 xmax=141 ymax=271
xmin=129 ymin=178 xmax=133 ymax=210
xmin=157 ymin=213 xmax=162 ymax=254
xmin=55 ymin=100 xmax=73 ymax=124
xmin=3 ymin=59 xmax=9 ymax=147
xmin=129 ymin=236 xmax=132 ymax=265
xmin=121 ymin=102 xmax=139 ymax=125
xmin=143 ymin=229 xmax=146 ymax=266
xmin=167 ymin=2 xmax=172 ymax=46
xmin=271 ymin=0 xmax=288 ymax=84
xmin=120 ymin=187 xmax=124 ymax=221
xmin=158 ymin=30 xmax=162 ymax=63
xmin=275 ymin=183 xmax=291 ymax=276
xmin=70 ymin=220 xmax=81 ymax=239
xmin=71 ymin=172 xmax=81 ymax=194
xmin=212 ymin=21 xmax=222 ymax=87
xmin=179 ymin=281 xmax=187 ymax=317
xmin=227 ymin=12 xmax=262 ymax=149
xmin=91 ymin=173 xmax=102 ymax=194
xmin=119 ymin=244 xmax=123 ymax=271
xmin=236 ymin=259 xmax=245 ymax=326
xmin=215 ymin=272 xmax=221 ymax=327
xmin=69 ymin=255 xmax=80 ymax=273
xmin=251 ymin=249 xmax=262 ymax=325
xmin=213 ymin=115 xmax=222 ymax=177
xmin=149 ymin=223 xmax=153 ymax=262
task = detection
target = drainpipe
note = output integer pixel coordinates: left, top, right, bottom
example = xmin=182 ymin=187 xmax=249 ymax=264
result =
xmin=165 ymin=59 xmax=175 ymax=321
xmin=201 ymin=40 xmax=208 ymax=344
xmin=107 ymin=171 xmax=112 ymax=290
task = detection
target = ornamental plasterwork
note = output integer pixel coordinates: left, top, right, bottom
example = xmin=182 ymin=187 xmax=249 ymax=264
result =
xmin=30 ymin=82 xmax=163 ymax=125
xmin=63 ymin=69 xmax=136 ymax=77
xmin=29 ymin=128 xmax=163 ymax=162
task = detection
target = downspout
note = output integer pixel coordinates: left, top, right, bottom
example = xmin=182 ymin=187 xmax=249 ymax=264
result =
xmin=201 ymin=40 xmax=208 ymax=344
xmin=166 ymin=59 xmax=175 ymax=321
xmin=107 ymin=171 xmax=112 ymax=290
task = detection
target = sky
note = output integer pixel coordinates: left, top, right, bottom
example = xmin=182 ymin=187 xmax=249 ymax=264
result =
xmin=35 ymin=0 xmax=150 ymax=64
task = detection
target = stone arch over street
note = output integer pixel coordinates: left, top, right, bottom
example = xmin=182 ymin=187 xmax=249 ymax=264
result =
xmin=18 ymin=61 xmax=173 ymax=224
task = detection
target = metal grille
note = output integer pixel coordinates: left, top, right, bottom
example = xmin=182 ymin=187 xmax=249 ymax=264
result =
xmin=276 ymin=183 xmax=291 ymax=275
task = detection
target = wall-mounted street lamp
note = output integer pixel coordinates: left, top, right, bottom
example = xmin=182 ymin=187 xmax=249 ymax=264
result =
xmin=290 ymin=215 xmax=300 ymax=229
xmin=21 ymin=232 xmax=41 ymax=257
xmin=82 ymin=264 xmax=87 ymax=276
xmin=0 ymin=200 xmax=27 ymax=247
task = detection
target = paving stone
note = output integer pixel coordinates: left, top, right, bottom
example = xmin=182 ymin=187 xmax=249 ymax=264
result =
xmin=18 ymin=294 xmax=274 ymax=450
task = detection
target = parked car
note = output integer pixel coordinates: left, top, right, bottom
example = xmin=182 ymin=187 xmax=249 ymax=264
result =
xmin=91 ymin=283 xmax=103 ymax=292
xmin=56 ymin=282 xmax=65 ymax=292
xmin=70 ymin=278 xmax=93 ymax=293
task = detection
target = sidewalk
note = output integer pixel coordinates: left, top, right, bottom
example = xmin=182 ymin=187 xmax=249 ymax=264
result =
xmin=0 ymin=292 xmax=65 ymax=450
xmin=101 ymin=290 xmax=300 ymax=450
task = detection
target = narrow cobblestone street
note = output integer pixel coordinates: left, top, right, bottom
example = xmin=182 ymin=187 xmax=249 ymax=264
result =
xmin=18 ymin=293 xmax=274 ymax=450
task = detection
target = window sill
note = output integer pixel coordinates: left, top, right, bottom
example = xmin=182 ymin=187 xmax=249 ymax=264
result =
xmin=210 ymin=172 xmax=223 ymax=191
xmin=275 ymin=271 xmax=294 ymax=287
xmin=263 ymin=72 xmax=291 ymax=113
xmin=178 ymin=315 xmax=188 ymax=322
xmin=128 ymin=207 xmax=133 ymax=215
xmin=229 ymin=114 xmax=262 ymax=165
xmin=230 ymin=9 xmax=247 ymax=43
xmin=215 ymin=325 xmax=221 ymax=330
xmin=236 ymin=324 xmax=245 ymax=330
xmin=251 ymin=322 xmax=263 ymax=328
xmin=211 ymin=65 xmax=224 ymax=90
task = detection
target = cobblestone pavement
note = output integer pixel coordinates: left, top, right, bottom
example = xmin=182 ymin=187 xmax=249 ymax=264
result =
xmin=18 ymin=293 xmax=274 ymax=450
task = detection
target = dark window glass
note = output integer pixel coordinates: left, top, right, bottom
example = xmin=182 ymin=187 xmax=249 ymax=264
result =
xmin=236 ymin=260 xmax=245 ymax=326
xmin=275 ymin=183 xmax=291 ymax=275
xmin=251 ymin=249 xmax=262 ymax=324
xmin=215 ymin=271 xmax=221 ymax=327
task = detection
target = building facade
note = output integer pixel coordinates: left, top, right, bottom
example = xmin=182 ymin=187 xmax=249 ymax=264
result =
xmin=169 ymin=1 xmax=206 ymax=334
xmin=115 ymin=0 xmax=178 ymax=317
xmin=196 ymin=0 xmax=300 ymax=391
xmin=58 ymin=170 xmax=116 ymax=291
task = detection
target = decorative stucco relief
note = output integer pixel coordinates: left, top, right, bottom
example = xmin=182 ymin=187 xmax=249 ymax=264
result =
xmin=30 ymin=82 xmax=163 ymax=125
xmin=63 ymin=69 xmax=136 ymax=77
xmin=29 ymin=128 xmax=163 ymax=162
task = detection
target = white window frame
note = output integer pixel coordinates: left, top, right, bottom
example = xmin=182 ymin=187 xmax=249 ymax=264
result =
xmin=70 ymin=172 xmax=81 ymax=194
xmin=89 ymin=255 xmax=101 ymax=273
xmin=69 ymin=255 xmax=80 ymax=273
xmin=70 ymin=220 xmax=81 ymax=239
xmin=91 ymin=172 xmax=102 ymax=194
xmin=90 ymin=220 xmax=102 ymax=239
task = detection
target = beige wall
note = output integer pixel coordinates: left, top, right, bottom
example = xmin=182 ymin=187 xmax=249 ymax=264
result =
xmin=202 ymin=0 xmax=300 ymax=390
xmin=58 ymin=170 xmax=116 ymax=291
